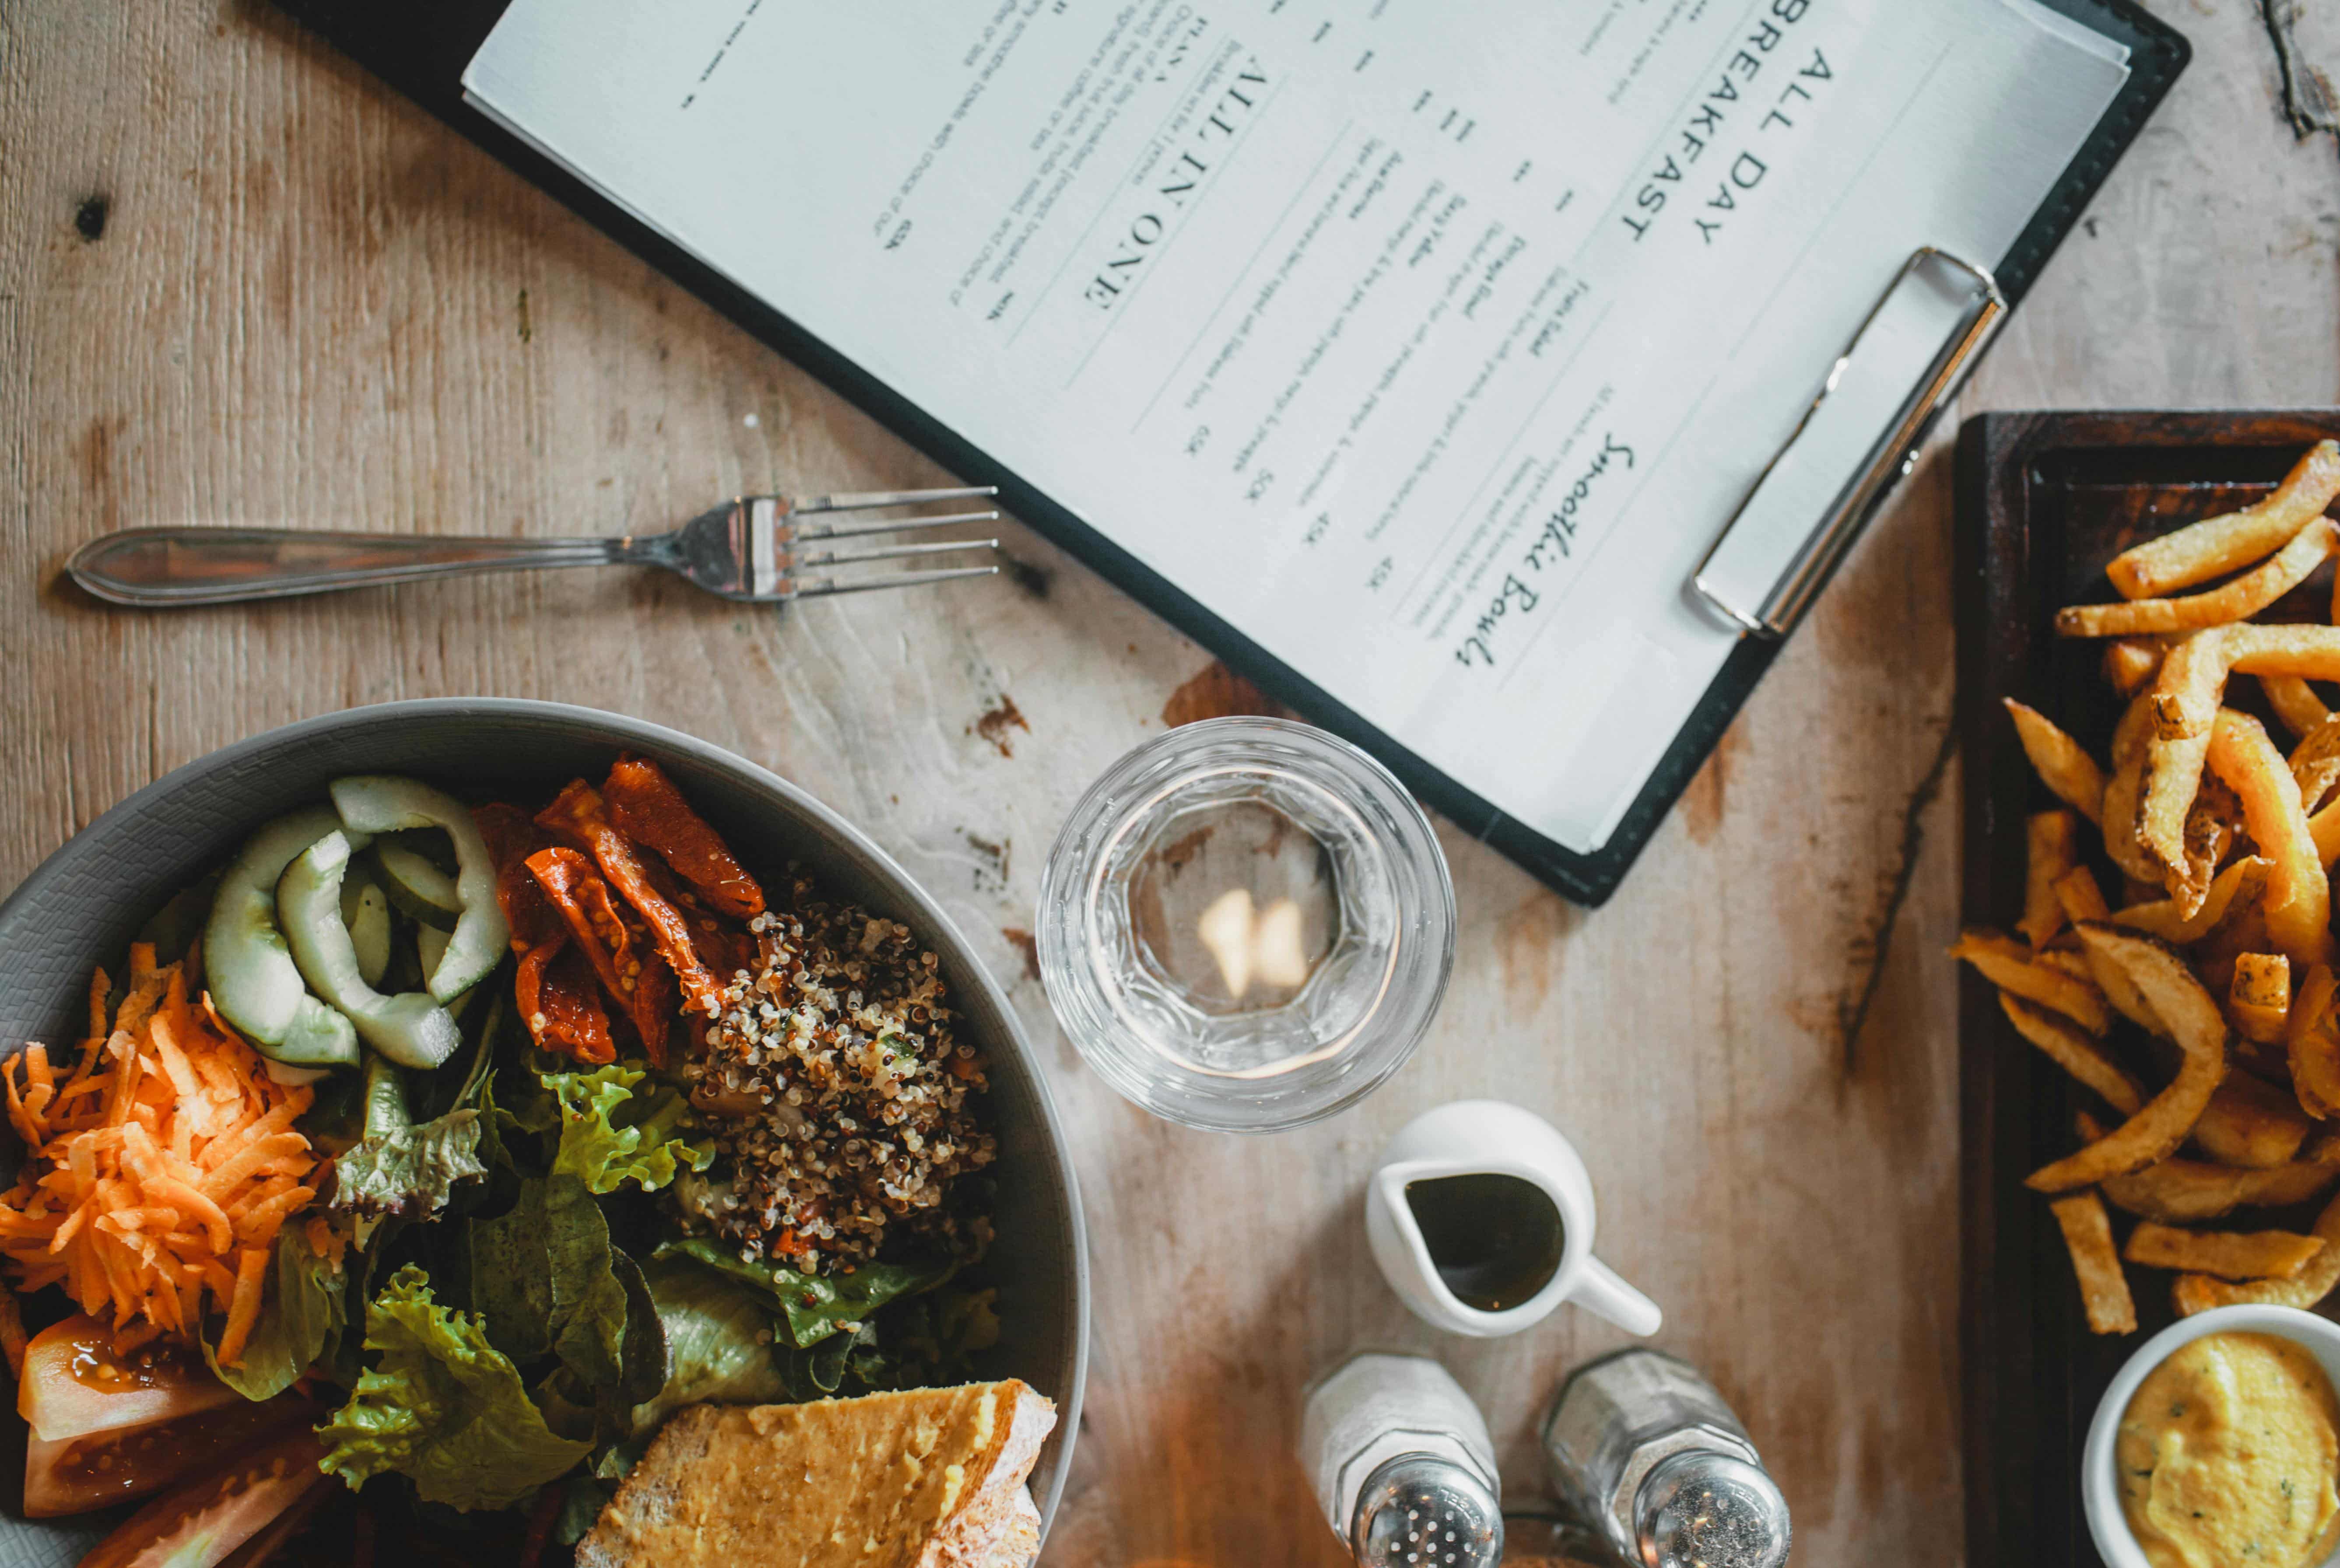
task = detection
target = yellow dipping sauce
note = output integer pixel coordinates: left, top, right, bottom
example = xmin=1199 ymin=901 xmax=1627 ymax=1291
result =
xmin=2119 ymin=1332 xmax=2340 ymax=1568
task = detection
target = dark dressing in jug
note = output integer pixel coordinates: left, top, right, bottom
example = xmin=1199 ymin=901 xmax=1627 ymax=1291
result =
xmin=1404 ymin=1172 xmax=1566 ymax=1312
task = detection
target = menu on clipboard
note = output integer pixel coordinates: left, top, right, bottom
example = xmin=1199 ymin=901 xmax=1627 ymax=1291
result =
xmin=458 ymin=0 xmax=2135 ymax=881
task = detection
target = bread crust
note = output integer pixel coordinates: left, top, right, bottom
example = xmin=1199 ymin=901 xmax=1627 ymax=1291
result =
xmin=577 ymin=1382 xmax=1055 ymax=1568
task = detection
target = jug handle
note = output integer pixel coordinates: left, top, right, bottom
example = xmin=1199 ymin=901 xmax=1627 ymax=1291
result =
xmin=1571 ymin=1256 xmax=1663 ymax=1336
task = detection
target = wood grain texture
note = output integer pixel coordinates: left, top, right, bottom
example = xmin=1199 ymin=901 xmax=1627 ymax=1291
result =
xmin=0 ymin=3 xmax=2334 ymax=1565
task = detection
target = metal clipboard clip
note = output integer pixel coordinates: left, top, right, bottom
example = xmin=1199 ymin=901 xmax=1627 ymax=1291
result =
xmin=1691 ymin=246 xmax=2008 ymax=637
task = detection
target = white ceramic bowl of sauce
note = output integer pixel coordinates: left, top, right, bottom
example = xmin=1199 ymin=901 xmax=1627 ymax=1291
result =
xmin=2084 ymin=1304 xmax=2340 ymax=1568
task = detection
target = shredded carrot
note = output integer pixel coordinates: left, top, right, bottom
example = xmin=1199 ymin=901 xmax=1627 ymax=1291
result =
xmin=0 ymin=961 xmax=321 ymax=1354
xmin=215 ymin=1247 xmax=268 ymax=1368
xmin=83 ymin=970 xmax=109 ymax=1051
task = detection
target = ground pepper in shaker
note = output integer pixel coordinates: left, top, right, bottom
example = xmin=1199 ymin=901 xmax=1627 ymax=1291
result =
xmin=1541 ymin=1348 xmax=1792 ymax=1568
xmin=1300 ymin=1352 xmax=1504 ymax=1568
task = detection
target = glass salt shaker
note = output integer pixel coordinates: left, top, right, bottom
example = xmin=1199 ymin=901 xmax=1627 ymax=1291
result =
xmin=1541 ymin=1349 xmax=1792 ymax=1568
xmin=1300 ymin=1352 xmax=1504 ymax=1568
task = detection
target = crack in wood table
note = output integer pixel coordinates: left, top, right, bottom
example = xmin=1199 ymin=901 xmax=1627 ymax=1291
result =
xmin=3 ymin=2 xmax=2337 ymax=1562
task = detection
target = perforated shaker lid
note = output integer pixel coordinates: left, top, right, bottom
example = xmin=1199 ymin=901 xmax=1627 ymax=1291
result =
xmin=1635 ymin=1449 xmax=1792 ymax=1568
xmin=1351 ymin=1453 xmax=1504 ymax=1568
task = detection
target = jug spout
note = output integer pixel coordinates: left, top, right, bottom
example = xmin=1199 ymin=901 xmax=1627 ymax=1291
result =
xmin=1569 ymin=1256 xmax=1662 ymax=1336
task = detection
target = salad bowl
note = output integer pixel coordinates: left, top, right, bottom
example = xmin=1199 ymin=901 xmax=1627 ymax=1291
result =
xmin=0 ymin=698 xmax=1089 ymax=1564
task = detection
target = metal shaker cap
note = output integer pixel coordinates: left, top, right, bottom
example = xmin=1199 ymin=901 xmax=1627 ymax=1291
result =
xmin=1635 ymin=1449 xmax=1792 ymax=1568
xmin=1352 ymin=1453 xmax=1504 ymax=1568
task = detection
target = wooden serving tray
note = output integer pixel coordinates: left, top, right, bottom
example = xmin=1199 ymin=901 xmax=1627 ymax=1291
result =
xmin=1956 ymin=409 xmax=2340 ymax=1568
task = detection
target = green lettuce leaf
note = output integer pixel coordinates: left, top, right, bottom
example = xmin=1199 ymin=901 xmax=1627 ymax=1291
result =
xmin=547 ymin=1175 xmax=630 ymax=1389
xmin=463 ymin=1179 xmax=556 ymax=1365
xmin=317 ymin=1264 xmax=590 ymax=1511
xmin=464 ymin=1172 xmax=632 ymax=1392
xmin=543 ymin=1065 xmax=714 ymax=1195
xmin=649 ymin=1236 xmax=953 ymax=1349
xmin=330 ymin=1108 xmax=488 ymax=1240
xmin=621 ymin=1256 xmax=790 ymax=1438
xmin=839 ymin=1287 xmax=1000 ymax=1393
xmin=202 ymin=1221 xmax=348 ymax=1401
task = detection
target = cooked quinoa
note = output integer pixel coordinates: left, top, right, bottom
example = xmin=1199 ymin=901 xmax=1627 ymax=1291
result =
xmin=676 ymin=873 xmax=996 ymax=1276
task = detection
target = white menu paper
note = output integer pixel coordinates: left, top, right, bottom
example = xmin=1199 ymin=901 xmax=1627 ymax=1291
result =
xmin=465 ymin=0 xmax=2127 ymax=855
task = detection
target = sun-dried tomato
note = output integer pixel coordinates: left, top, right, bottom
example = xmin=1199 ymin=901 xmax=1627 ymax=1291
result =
xmin=537 ymin=780 xmax=723 ymax=1014
xmin=513 ymin=938 xmax=615 ymax=1064
xmin=473 ymin=802 xmax=565 ymax=952
xmin=526 ymin=847 xmax=672 ymax=1067
xmin=634 ymin=852 xmax=758 ymax=983
xmin=603 ymin=756 xmax=766 ymax=918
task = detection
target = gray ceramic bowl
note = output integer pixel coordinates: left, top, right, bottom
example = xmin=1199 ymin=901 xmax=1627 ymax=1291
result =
xmin=0 ymin=698 xmax=1088 ymax=1564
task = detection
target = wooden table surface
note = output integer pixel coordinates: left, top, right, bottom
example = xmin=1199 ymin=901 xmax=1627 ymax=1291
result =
xmin=4 ymin=3 xmax=2337 ymax=1563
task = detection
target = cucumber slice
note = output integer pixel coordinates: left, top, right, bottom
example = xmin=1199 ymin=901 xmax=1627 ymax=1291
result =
xmin=277 ymin=831 xmax=462 ymax=1071
xmin=361 ymin=1052 xmax=411 ymax=1140
xmin=373 ymin=842 xmax=460 ymax=932
xmin=416 ymin=923 xmax=451 ymax=982
xmin=330 ymin=776 xmax=509 ymax=1003
xmin=262 ymin=1059 xmax=333 ymax=1088
xmin=201 ymin=807 xmax=362 ymax=1068
xmin=343 ymin=874 xmax=392 ymax=990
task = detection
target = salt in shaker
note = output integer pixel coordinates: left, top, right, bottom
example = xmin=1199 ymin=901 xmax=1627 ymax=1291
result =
xmin=1541 ymin=1348 xmax=1791 ymax=1568
xmin=1300 ymin=1352 xmax=1504 ymax=1568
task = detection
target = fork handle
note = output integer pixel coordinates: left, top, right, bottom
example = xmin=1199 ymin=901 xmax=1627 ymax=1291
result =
xmin=65 ymin=527 xmax=629 ymax=607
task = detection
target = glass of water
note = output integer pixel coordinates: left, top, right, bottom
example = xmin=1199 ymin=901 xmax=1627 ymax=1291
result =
xmin=1037 ymin=717 xmax=1454 ymax=1133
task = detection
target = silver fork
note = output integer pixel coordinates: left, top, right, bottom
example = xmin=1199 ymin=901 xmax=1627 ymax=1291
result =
xmin=63 ymin=487 xmax=1003 ymax=607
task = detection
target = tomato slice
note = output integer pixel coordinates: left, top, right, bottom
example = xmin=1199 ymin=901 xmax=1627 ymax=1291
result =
xmin=17 ymin=1317 xmax=240 ymax=1442
xmin=213 ymin=1469 xmax=333 ymax=1568
xmin=24 ymin=1393 xmax=315 ymax=1518
xmin=77 ymin=1428 xmax=327 ymax=1568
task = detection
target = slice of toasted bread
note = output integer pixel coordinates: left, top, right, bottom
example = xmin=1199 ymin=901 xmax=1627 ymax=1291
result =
xmin=983 ymin=1487 xmax=1042 ymax=1568
xmin=576 ymin=1381 xmax=1056 ymax=1568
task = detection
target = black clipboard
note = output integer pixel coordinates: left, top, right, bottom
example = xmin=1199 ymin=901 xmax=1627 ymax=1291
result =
xmin=270 ymin=0 xmax=2189 ymax=906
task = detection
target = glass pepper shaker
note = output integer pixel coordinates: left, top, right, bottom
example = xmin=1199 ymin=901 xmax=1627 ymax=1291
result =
xmin=1540 ymin=1349 xmax=1792 ymax=1568
xmin=1300 ymin=1352 xmax=1504 ymax=1568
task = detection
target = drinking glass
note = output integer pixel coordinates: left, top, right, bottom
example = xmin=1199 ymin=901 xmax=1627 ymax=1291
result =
xmin=1037 ymin=717 xmax=1454 ymax=1133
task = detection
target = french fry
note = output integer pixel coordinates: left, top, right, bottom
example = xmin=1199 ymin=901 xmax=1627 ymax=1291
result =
xmin=2060 ymin=517 xmax=2340 ymax=638
xmin=2175 ymin=775 xmax=2245 ymax=916
xmin=2051 ymin=875 xmax=2158 ymax=1037
xmin=2107 ymin=439 xmax=2340 ymax=599
xmin=2247 ymin=1132 xmax=2340 ymax=1208
xmin=2292 ymin=714 xmax=2340 ymax=813
xmin=2228 ymin=952 xmax=2291 ymax=1045
xmin=2054 ymin=866 xmax=2113 ymax=926
xmin=2029 ymin=925 xmax=2227 ymax=1192
xmin=2264 ymin=674 xmax=2334 ymax=738
xmin=2190 ymin=1072 xmax=2311 ymax=1168
xmin=2317 ymin=797 xmax=2340 ymax=870
xmin=2101 ymin=695 xmax=2167 ymax=885
xmin=2114 ymin=855 xmax=2266 ymax=945
xmin=2206 ymin=709 xmax=2333 ymax=968
xmin=2291 ymin=964 xmax=2340 ymax=1119
xmin=2020 ymin=811 xmax=2080 ymax=948
xmin=1951 ymin=930 xmax=2110 ymax=1035
xmin=2141 ymin=623 xmax=2340 ymax=881
xmin=2104 ymin=638 xmax=2166 ymax=696
xmin=2001 ymin=994 xmax=2143 ymax=1115
xmin=2050 ymin=1190 xmax=2137 ymax=1335
xmin=2003 ymin=699 xmax=2106 ymax=826
xmin=2175 ymin=1187 xmax=2340 ymax=1315
xmin=2033 ymin=950 xmax=2092 ymax=982
xmin=2124 ymin=1221 xmax=2324 ymax=1281
xmin=2100 ymin=759 xmax=2161 ymax=885
xmin=2089 ymin=1114 xmax=2340 ymax=1222
xmin=2192 ymin=899 xmax=2273 ymax=1006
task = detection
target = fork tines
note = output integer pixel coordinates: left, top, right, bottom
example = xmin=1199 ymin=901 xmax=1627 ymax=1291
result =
xmin=759 ymin=485 xmax=1003 ymax=600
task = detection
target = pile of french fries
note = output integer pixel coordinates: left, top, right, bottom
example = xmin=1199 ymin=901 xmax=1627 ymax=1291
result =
xmin=1961 ymin=439 xmax=2340 ymax=1334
